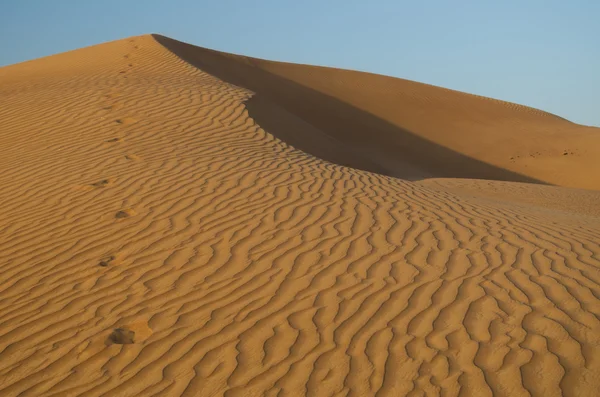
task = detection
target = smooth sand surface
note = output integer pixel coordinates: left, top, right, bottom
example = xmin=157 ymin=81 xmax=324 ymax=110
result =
xmin=0 ymin=35 xmax=599 ymax=396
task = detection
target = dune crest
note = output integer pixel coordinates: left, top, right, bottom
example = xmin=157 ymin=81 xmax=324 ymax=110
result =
xmin=0 ymin=35 xmax=599 ymax=396
xmin=153 ymin=35 xmax=600 ymax=190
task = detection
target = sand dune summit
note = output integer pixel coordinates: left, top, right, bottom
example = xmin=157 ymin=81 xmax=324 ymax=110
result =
xmin=1 ymin=34 xmax=600 ymax=397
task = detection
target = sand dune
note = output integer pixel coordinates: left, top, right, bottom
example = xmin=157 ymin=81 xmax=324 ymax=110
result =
xmin=154 ymin=35 xmax=600 ymax=190
xmin=0 ymin=34 xmax=599 ymax=396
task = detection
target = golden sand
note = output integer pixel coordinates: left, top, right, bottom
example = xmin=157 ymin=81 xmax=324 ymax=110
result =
xmin=0 ymin=35 xmax=599 ymax=396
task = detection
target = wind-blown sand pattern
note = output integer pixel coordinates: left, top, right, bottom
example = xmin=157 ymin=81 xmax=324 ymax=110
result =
xmin=1 ymin=35 xmax=600 ymax=396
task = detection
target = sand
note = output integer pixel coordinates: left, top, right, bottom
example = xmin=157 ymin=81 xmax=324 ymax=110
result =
xmin=0 ymin=34 xmax=599 ymax=397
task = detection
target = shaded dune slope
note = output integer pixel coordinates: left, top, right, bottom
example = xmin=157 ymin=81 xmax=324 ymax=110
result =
xmin=154 ymin=35 xmax=600 ymax=190
xmin=0 ymin=35 xmax=599 ymax=397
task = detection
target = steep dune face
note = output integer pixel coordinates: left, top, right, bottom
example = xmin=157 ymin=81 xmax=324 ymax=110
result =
xmin=154 ymin=35 xmax=600 ymax=190
xmin=0 ymin=35 xmax=599 ymax=397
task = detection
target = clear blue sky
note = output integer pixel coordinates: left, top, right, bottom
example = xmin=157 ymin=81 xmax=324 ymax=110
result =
xmin=2 ymin=0 xmax=598 ymax=126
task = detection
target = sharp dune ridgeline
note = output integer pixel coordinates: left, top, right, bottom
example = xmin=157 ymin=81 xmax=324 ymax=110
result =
xmin=0 ymin=34 xmax=599 ymax=396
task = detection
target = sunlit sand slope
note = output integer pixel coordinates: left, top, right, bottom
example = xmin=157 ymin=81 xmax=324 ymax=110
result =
xmin=0 ymin=35 xmax=599 ymax=397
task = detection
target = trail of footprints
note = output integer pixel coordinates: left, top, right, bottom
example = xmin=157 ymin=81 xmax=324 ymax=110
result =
xmin=0 ymin=35 xmax=599 ymax=397
xmin=93 ymin=40 xmax=143 ymax=344
xmin=49 ymin=41 xmax=145 ymax=345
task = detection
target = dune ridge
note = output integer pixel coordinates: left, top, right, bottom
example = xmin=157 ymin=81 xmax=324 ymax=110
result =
xmin=0 ymin=35 xmax=599 ymax=396
xmin=153 ymin=35 xmax=600 ymax=190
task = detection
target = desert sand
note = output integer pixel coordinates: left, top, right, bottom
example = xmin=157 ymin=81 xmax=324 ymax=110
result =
xmin=0 ymin=34 xmax=599 ymax=396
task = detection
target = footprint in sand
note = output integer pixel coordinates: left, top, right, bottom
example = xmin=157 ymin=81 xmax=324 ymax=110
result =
xmin=115 ymin=117 xmax=137 ymax=126
xmin=98 ymin=255 xmax=117 ymax=267
xmin=108 ymin=328 xmax=135 ymax=344
xmin=107 ymin=320 xmax=152 ymax=345
xmin=75 ymin=178 xmax=115 ymax=192
xmin=91 ymin=178 xmax=114 ymax=188
xmin=115 ymin=209 xmax=135 ymax=219
xmin=104 ymin=90 xmax=122 ymax=100
xmin=101 ymin=94 xmax=124 ymax=110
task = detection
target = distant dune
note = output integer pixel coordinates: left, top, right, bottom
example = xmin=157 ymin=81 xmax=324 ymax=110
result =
xmin=0 ymin=35 xmax=599 ymax=396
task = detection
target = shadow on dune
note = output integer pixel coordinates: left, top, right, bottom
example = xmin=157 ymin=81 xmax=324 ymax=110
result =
xmin=153 ymin=34 xmax=546 ymax=185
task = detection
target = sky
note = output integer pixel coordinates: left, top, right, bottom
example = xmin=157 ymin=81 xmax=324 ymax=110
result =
xmin=1 ymin=0 xmax=598 ymax=126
